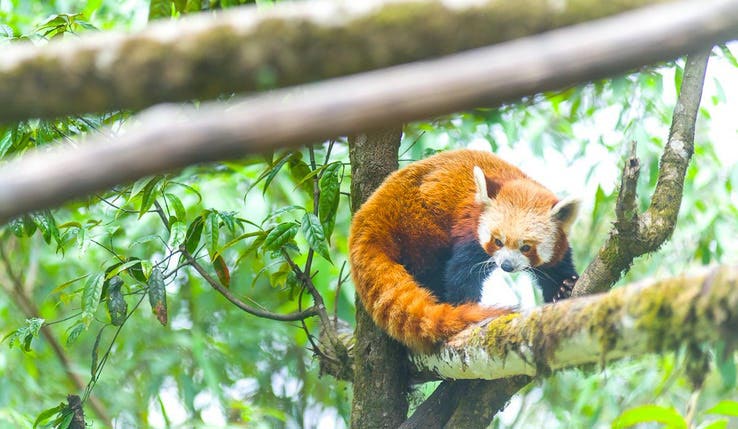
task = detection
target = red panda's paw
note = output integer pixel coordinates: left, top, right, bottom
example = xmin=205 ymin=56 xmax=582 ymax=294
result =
xmin=553 ymin=275 xmax=578 ymax=302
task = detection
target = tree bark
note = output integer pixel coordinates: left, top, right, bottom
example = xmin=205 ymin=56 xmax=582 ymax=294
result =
xmin=1 ymin=0 xmax=675 ymax=122
xmin=411 ymin=265 xmax=738 ymax=380
xmin=349 ymin=129 xmax=407 ymax=428
xmin=0 ymin=2 xmax=735 ymax=225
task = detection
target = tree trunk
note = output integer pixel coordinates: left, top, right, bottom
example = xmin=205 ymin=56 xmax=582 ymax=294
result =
xmin=349 ymin=128 xmax=406 ymax=428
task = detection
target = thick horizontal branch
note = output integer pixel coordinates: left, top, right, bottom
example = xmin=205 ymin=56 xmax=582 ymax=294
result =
xmin=1 ymin=1 xmax=737 ymax=224
xmin=1 ymin=0 xmax=671 ymax=122
xmin=412 ymin=265 xmax=738 ymax=380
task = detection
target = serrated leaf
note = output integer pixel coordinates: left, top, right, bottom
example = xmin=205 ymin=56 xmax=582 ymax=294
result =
xmin=612 ymin=405 xmax=687 ymax=429
xmin=264 ymin=222 xmax=299 ymax=251
xmin=81 ymin=272 xmax=105 ymax=323
xmin=706 ymin=400 xmax=738 ymax=417
xmin=148 ymin=268 xmax=167 ymax=326
xmin=318 ymin=162 xmax=341 ymax=241
xmin=212 ymin=254 xmax=231 ymax=288
xmin=168 ymin=221 xmax=187 ymax=249
xmin=300 ymin=213 xmax=331 ymax=262
xmin=165 ymin=192 xmax=186 ymax=221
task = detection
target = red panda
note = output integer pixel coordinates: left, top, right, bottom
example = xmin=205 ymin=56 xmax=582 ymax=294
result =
xmin=349 ymin=149 xmax=579 ymax=353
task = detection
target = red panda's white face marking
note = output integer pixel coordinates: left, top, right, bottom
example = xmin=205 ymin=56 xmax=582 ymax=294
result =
xmin=473 ymin=166 xmax=579 ymax=272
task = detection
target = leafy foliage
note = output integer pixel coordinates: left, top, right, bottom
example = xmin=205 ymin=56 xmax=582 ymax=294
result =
xmin=0 ymin=1 xmax=737 ymax=429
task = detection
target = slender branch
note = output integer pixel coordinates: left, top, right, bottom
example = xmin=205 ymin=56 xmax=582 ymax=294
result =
xmin=1 ymin=0 xmax=677 ymax=122
xmin=2 ymin=2 xmax=738 ymax=224
xmin=0 ymin=242 xmax=112 ymax=425
xmin=180 ymin=248 xmax=319 ymax=321
xmin=573 ymin=49 xmax=711 ymax=296
xmin=412 ymin=265 xmax=738 ymax=381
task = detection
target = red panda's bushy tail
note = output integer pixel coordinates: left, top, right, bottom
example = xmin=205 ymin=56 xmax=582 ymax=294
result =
xmin=349 ymin=232 xmax=509 ymax=353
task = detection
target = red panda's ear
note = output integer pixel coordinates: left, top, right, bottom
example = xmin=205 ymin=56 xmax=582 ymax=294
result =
xmin=551 ymin=197 xmax=580 ymax=233
xmin=473 ymin=166 xmax=501 ymax=203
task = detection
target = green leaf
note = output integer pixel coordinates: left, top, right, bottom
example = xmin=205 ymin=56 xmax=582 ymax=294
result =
xmin=706 ymin=400 xmax=738 ymax=417
xmin=300 ymin=213 xmax=331 ymax=262
xmin=204 ymin=211 xmax=220 ymax=259
xmin=165 ymin=192 xmax=186 ymax=221
xmin=264 ymin=222 xmax=299 ymax=251
xmin=184 ymin=215 xmax=205 ymax=255
xmin=91 ymin=327 xmax=105 ymax=377
xmin=148 ymin=0 xmax=173 ymax=20
xmin=66 ymin=321 xmax=85 ymax=346
xmin=702 ymin=420 xmax=728 ymax=429
xmin=81 ymin=272 xmax=105 ymax=324
xmin=125 ymin=257 xmax=148 ymax=283
xmin=105 ymin=260 xmax=144 ymax=280
xmin=318 ymin=162 xmax=341 ymax=242
xmin=168 ymin=221 xmax=187 ymax=249
xmin=218 ymin=211 xmax=238 ymax=234
xmin=3 ymin=318 xmax=44 ymax=352
xmin=137 ymin=175 xmax=164 ymax=218
xmin=612 ymin=405 xmax=687 ymax=429
xmin=33 ymin=402 xmax=66 ymax=429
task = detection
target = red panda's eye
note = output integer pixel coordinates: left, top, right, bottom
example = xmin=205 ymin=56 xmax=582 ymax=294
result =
xmin=520 ymin=244 xmax=531 ymax=252
xmin=494 ymin=238 xmax=504 ymax=247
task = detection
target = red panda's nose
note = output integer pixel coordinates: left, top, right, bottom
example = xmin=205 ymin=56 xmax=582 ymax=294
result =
xmin=500 ymin=261 xmax=515 ymax=272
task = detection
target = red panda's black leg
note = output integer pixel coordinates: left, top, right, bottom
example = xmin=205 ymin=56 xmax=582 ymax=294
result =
xmin=532 ymin=247 xmax=578 ymax=303
xmin=443 ymin=239 xmax=493 ymax=305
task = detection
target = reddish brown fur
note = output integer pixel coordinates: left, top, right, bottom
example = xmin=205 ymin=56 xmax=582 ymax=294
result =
xmin=350 ymin=149 xmax=572 ymax=352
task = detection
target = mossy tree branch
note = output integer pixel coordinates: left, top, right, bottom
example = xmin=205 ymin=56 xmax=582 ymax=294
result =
xmin=1 ymin=0 xmax=675 ymax=122
xmin=0 ymin=4 xmax=734 ymax=226
xmin=411 ymin=265 xmax=738 ymax=380
xmin=573 ymin=49 xmax=711 ymax=296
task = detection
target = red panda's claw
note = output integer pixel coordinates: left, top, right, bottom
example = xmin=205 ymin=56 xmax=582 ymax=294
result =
xmin=553 ymin=275 xmax=578 ymax=302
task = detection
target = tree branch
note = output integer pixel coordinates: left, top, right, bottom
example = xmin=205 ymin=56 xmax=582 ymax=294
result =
xmin=573 ymin=49 xmax=711 ymax=296
xmin=180 ymin=249 xmax=319 ymax=322
xmin=1 ymin=0 xmax=676 ymax=122
xmin=1 ymin=2 xmax=735 ymax=225
xmin=412 ymin=265 xmax=738 ymax=380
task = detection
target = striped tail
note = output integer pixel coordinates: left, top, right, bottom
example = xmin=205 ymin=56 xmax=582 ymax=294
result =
xmin=349 ymin=239 xmax=510 ymax=353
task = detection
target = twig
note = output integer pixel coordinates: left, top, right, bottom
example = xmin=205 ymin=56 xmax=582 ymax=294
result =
xmin=180 ymin=248 xmax=319 ymax=322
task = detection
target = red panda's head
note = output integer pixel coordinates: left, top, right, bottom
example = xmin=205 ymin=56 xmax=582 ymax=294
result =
xmin=472 ymin=166 xmax=579 ymax=272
